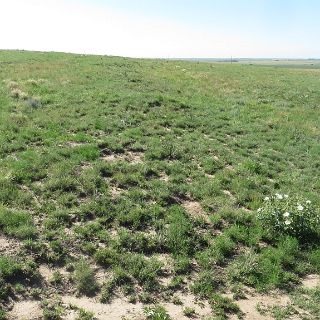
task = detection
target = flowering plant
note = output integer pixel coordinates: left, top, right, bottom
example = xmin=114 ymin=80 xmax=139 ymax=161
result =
xmin=257 ymin=194 xmax=320 ymax=240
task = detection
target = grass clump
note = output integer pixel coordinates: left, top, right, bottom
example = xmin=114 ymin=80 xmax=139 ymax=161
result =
xmin=74 ymin=260 xmax=99 ymax=296
xmin=0 ymin=206 xmax=36 ymax=239
xmin=210 ymin=293 xmax=241 ymax=319
xmin=144 ymin=305 xmax=171 ymax=320
xmin=76 ymin=308 xmax=95 ymax=320
xmin=42 ymin=299 xmax=64 ymax=320
xmin=228 ymin=236 xmax=300 ymax=291
xmin=183 ymin=306 xmax=196 ymax=317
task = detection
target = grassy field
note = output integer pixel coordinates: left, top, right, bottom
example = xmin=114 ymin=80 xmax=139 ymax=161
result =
xmin=0 ymin=50 xmax=319 ymax=320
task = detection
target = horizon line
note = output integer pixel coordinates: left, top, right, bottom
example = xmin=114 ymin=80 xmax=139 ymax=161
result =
xmin=0 ymin=49 xmax=319 ymax=61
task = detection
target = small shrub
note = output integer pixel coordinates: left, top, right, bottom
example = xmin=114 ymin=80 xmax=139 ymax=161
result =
xmin=74 ymin=260 xmax=99 ymax=296
xmin=257 ymin=194 xmax=320 ymax=241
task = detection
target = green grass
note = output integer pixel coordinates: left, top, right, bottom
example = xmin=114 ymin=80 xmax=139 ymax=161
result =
xmin=74 ymin=260 xmax=99 ymax=296
xmin=0 ymin=50 xmax=319 ymax=319
xmin=0 ymin=205 xmax=36 ymax=239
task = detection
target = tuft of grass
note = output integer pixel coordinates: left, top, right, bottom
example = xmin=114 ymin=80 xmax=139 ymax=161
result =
xmin=76 ymin=308 xmax=95 ymax=320
xmin=0 ymin=205 xmax=36 ymax=239
xmin=210 ymin=293 xmax=241 ymax=319
xmin=74 ymin=260 xmax=99 ymax=296
xmin=183 ymin=307 xmax=196 ymax=318
xmin=144 ymin=305 xmax=172 ymax=320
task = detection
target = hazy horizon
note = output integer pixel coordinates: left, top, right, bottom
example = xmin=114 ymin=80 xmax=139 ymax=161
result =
xmin=1 ymin=0 xmax=319 ymax=59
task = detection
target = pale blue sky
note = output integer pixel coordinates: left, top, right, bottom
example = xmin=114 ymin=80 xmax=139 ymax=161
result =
xmin=1 ymin=0 xmax=319 ymax=58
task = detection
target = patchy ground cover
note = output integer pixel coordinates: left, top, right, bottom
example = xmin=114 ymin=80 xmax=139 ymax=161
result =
xmin=0 ymin=50 xmax=319 ymax=319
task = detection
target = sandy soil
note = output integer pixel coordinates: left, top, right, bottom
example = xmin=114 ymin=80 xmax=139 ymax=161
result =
xmin=7 ymin=301 xmax=42 ymax=320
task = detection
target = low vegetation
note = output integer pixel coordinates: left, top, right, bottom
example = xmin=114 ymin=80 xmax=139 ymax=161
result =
xmin=0 ymin=50 xmax=319 ymax=319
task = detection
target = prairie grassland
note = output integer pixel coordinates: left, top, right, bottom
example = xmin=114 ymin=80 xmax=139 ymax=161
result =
xmin=0 ymin=50 xmax=319 ymax=320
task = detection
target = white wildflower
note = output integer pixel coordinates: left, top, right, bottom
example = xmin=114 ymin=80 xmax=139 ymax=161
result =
xmin=284 ymin=220 xmax=291 ymax=225
xmin=283 ymin=212 xmax=290 ymax=218
xmin=275 ymin=193 xmax=283 ymax=200
xmin=306 ymin=200 xmax=311 ymax=204
xmin=264 ymin=196 xmax=270 ymax=201
xmin=297 ymin=204 xmax=304 ymax=211
xmin=257 ymin=208 xmax=262 ymax=213
xmin=284 ymin=194 xmax=289 ymax=199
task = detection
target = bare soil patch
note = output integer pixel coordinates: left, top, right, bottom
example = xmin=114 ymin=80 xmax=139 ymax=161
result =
xmin=164 ymin=292 xmax=211 ymax=320
xmin=182 ymin=201 xmax=210 ymax=223
xmin=159 ymin=172 xmax=169 ymax=182
xmin=301 ymin=274 xmax=320 ymax=289
xmin=101 ymin=151 xmax=144 ymax=164
xmin=223 ymin=189 xmax=236 ymax=200
xmin=39 ymin=264 xmax=69 ymax=283
xmin=62 ymin=295 xmax=144 ymax=320
xmin=227 ymin=289 xmax=291 ymax=320
xmin=0 ymin=234 xmax=21 ymax=255
xmin=7 ymin=300 xmax=42 ymax=320
xmin=110 ymin=186 xmax=125 ymax=198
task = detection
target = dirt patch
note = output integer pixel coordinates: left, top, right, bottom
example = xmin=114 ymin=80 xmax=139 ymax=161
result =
xmin=67 ymin=141 xmax=87 ymax=148
xmin=301 ymin=274 xmax=320 ymax=289
xmin=127 ymin=151 xmax=144 ymax=164
xmin=182 ymin=201 xmax=209 ymax=223
xmin=228 ymin=289 xmax=291 ymax=320
xmin=62 ymin=291 xmax=211 ymax=320
xmin=101 ymin=151 xmax=144 ymax=164
xmin=39 ymin=264 xmax=69 ymax=283
xmin=110 ymin=186 xmax=125 ymax=198
xmin=62 ymin=296 xmax=144 ymax=320
xmin=0 ymin=234 xmax=21 ymax=255
xmin=223 ymin=190 xmax=236 ymax=200
xmin=7 ymin=300 xmax=42 ymax=320
xmin=164 ymin=292 xmax=211 ymax=320
xmin=95 ymin=266 xmax=112 ymax=286
xmin=159 ymin=172 xmax=169 ymax=182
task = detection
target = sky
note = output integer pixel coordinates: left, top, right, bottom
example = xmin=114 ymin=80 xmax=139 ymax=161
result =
xmin=0 ymin=0 xmax=319 ymax=58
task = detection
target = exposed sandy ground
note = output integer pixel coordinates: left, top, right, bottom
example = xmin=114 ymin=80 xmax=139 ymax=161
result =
xmin=301 ymin=274 xmax=320 ymax=289
xmin=164 ymin=292 xmax=212 ymax=319
xmin=0 ymin=234 xmax=21 ymax=255
xmin=182 ymin=200 xmax=210 ymax=223
xmin=39 ymin=264 xmax=69 ymax=282
xmin=159 ymin=172 xmax=169 ymax=182
xmin=101 ymin=151 xmax=144 ymax=164
xmin=110 ymin=186 xmax=125 ymax=198
xmin=7 ymin=300 xmax=42 ymax=320
xmin=62 ymin=296 xmax=144 ymax=320
xmin=62 ymin=291 xmax=212 ymax=320
xmin=226 ymin=289 xmax=292 ymax=320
